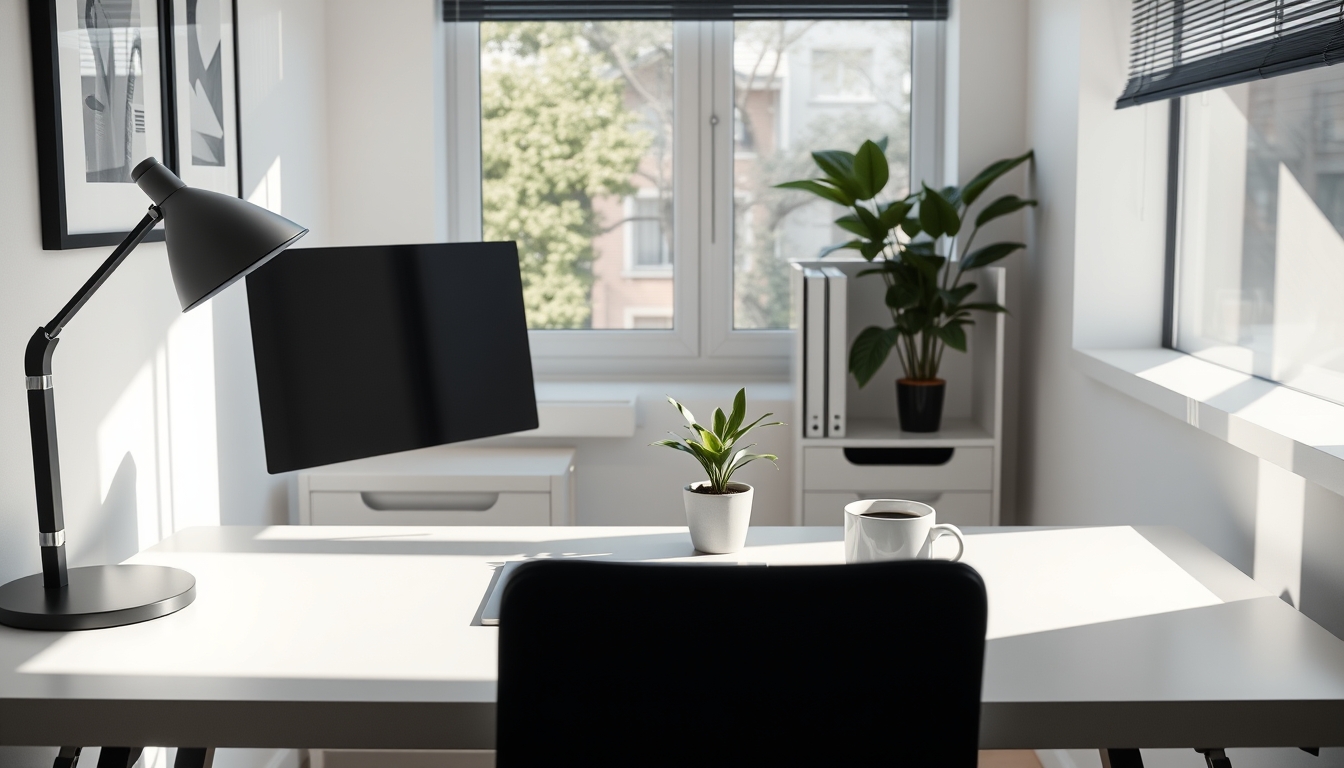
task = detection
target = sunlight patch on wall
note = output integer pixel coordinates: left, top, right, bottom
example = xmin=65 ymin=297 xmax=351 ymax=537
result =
xmin=248 ymin=155 xmax=283 ymax=214
xmin=96 ymin=301 xmax=221 ymax=553
xmin=1252 ymin=457 xmax=1306 ymax=607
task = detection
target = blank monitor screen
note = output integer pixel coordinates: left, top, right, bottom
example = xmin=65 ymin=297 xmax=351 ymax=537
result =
xmin=246 ymin=241 xmax=538 ymax=474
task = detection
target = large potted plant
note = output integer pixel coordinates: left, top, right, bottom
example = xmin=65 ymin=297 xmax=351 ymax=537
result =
xmin=780 ymin=141 xmax=1035 ymax=432
xmin=652 ymin=389 xmax=782 ymax=554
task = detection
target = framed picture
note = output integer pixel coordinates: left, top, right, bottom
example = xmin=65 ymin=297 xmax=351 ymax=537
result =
xmin=29 ymin=0 xmax=172 ymax=249
xmin=168 ymin=0 xmax=240 ymax=197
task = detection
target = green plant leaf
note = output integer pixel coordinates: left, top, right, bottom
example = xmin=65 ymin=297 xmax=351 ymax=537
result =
xmin=819 ymin=240 xmax=865 ymax=258
xmin=712 ymin=408 xmax=727 ymax=439
xmin=960 ymin=242 xmax=1024 ymax=270
xmin=936 ymin=322 xmax=968 ymax=352
xmin=812 ymin=150 xmax=858 ymax=189
xmin=919 ymin=184 xmax=961 ymax=239
xmin=939 ymin=284 xmax=976 ymax=308
xmin=900 ymin=217 xmax=922 ymax=239
xmin=775 ymin=179 xmax=855 ymax=208
xmin=849 ymin=326 xmax=896 ymax=388
xmin=731 ymin=413 xmax=784 ymax=442
xmin=974 ymin=195 xmax=1038 ymax=228
xmin=960 ymin=150 xmax=1034 ymax=208
xmin=860 ymin=241 xmax=886 ymax=261
xmin=940 ymin=185 xmax=962 ymax=209
xmin=853 ymin=206 xmax=888 ymax=242
xmin=886 ymin=282 xmax=921 ymax=311
xmin=903 ymin=250 xmax=946 ymax=280
xmin=957 ymin=301 xmax=1007 ymax=313
xmin=834 ymin=215 xmax=871 ymax=238
xmin=876 ymin=136 xmax=889 ymax=153
xmin=695 ymin=425 xmax=724 ymax=453
xmin=666 ymin=396 xmax=697 ymax=429
xmin=879 ymin=201 xmax=911 ymax=229
xmin=724 ymin=453 xmax=779 ymax=481
xmin=853 ymin=140 xmax=889 ymax=200
xmin=725 ymin=388 xmax=746 ymax=437
xmin=650 ymin=438 xmax=692 ymax=453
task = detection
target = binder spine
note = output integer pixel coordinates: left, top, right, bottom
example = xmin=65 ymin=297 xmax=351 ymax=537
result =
xmin=804 ymin=268 xmax=827 ymax=438
xmin=821 ymin=267 xmax=847 ymax=438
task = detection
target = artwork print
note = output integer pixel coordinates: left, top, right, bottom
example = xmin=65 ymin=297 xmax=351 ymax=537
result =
xmin=30 ymin=0 xmax=168 ymax=248
xmin=171 ymin=0 xmax=239 ymax=196
xmin=79 ymin=0 xmax=151 ymax=183
xmin=185 ymin=0 xmax=225 ymax=166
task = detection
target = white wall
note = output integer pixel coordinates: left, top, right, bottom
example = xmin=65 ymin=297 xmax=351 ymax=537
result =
xmin=0 ymin=1 xmax=239 ymax=764
xmin=1020 ymin=1 xmax=1344 ymax=765
xmin=215 ymin=0 xmax=336 ymax=529
xmin=946 ymin=0 xmax=1030 ymax=523
xmin=324 ymin=0 xmax=449 ymax=246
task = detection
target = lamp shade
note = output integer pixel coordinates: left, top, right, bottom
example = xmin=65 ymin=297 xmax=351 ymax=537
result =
xmin=132 ymin=158 xmax=308 ymax=311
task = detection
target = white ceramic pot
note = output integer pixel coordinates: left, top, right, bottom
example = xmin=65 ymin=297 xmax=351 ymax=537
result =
xmin=682 ymin=481 xmax=753 ymax=554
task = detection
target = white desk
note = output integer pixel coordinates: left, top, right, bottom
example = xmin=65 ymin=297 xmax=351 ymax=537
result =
xmin=1 ymin=525 xmax=1342 ymax=752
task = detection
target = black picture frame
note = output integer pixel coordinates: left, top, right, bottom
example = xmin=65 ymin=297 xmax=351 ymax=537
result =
xmin=166 ymin=0 xmax=243 ymax=199
xmin=29 ymin=0 xmax=172 ymax=250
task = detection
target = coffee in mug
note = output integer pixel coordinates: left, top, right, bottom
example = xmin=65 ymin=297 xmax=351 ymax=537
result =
xmin=843 ymin=499 xmax=965 ymax=564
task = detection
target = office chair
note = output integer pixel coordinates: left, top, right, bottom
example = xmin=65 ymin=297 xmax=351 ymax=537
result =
xmin=496 ymin=558 xmax=988 ymax=768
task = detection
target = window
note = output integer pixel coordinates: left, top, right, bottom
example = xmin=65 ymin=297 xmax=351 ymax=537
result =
xmin=733 ymin=22 xmax=912 ymax=331
xmin=810 ymin=49 xmax=875 ymax=101
xmin=446 ymin=19 xmax=927 ymax=367
xmin=627 ymin=195 xmax=672 ymax=272
xmin=479 ymin=21 xmax=674 ymax=331
xmin=1174 ymin=66 xmax=1344 ymax=407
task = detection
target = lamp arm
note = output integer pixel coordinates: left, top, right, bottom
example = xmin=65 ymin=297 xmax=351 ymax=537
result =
xmin=42 ymin=208 xmax=161 ymax=339
xmin=24 ymin=209 xmax=160 ymax=589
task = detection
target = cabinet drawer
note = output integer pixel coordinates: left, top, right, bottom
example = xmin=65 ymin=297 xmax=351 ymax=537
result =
xmin=804 ymin=491 xmax=992 ymax=527
xmin=803 ymin=447 xmax=992 ymax=492
xmin=309 ymin=490 xmax=552 ymax=526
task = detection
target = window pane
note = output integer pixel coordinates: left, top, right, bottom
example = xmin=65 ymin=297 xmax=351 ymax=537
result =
xmin=481 ymin=22 xmax=674 ymax=330
xmin=1177 ymin=68 xmax=1344 ymax=406
xmin=732 ymin=21 xmax=912 ymax=330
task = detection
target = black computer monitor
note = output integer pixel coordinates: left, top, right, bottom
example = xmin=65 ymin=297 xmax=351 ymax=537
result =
xmin=245 ymin=241 xmax=538 ymax=474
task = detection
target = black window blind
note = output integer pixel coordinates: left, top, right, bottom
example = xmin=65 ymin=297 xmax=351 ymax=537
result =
xmin=442 ymin=0 xmax=948 ymax=22
xmin=1118 ymin=0 xmax=1344 ymax=108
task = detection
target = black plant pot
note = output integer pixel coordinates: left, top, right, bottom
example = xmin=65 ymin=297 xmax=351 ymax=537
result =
xmin=896 ymin=379 xmax=946 ymax=433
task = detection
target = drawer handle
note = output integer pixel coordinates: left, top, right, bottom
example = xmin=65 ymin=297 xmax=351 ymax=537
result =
xmin=843 ymin=448 xmax=954 ymax=466
xmin=360 ymin=492 xmax=500 ymax=512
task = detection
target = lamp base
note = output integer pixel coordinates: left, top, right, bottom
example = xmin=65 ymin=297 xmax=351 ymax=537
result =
xmin=0 ymin=564 xmax=195 ymax=631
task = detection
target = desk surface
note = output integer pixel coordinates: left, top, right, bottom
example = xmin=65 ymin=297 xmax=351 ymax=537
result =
xmin=1 ymin=525 xmax=1342 ymax=751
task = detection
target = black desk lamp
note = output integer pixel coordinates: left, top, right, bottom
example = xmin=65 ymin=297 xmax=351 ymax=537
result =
xmin=0 ymin=158 xmax=307 ymax=631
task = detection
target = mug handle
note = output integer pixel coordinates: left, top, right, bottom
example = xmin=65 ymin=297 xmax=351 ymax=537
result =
xmin=929 ymin=524 xmax=965 ymax=562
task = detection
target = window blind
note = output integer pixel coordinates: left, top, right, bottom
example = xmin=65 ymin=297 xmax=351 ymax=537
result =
xmin=1118 ymin=0 xmax=1344 ymax=108
xmin=442 ymin=0 xmax=948 ymax=22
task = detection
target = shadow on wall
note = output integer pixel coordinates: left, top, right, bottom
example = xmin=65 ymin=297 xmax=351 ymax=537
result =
xmin=1251 ymin=455 xmax=1344 ymax=645
xmin=81 ymin=302 xmax=222 ymax=567
xmin=71 ymin=452 xmax=139 ymax=566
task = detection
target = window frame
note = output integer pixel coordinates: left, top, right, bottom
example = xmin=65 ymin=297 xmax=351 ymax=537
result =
xmin=442 ymin=18 xmax=943 ymax=376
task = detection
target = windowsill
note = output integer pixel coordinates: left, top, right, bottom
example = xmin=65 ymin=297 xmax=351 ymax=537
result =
xmin=621 ymin=268 xmax=674 ymax=280
xmin=1073 ymin=348 xmax=1344 ymax=497
xmin=809 ymin=95 xmax=879 ymax=105
xmin=524 ymin=382 xmax=639 ymax=438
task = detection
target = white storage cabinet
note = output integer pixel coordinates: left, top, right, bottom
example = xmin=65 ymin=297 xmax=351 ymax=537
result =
xmin=792 ymin=264 xmax=1006 ymax=527
xmin=295 ymin=446 xmax=576 ymax=526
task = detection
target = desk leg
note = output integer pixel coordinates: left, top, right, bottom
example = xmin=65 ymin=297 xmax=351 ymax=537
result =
xmin=94 ymin=748 xmax=143 ymax=768
xmin=1101 ymin=749 xmax=1144 ymax=768
xmin=174 ymin=748 xmax=215 ymax=768
xmin=1197 ymin=748 xmax=1232 ymax=768
xmin=53 ymin=747 xmax=82 ymax=768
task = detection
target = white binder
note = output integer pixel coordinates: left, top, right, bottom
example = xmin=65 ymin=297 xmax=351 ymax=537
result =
xmin=804 ymin=268 xmax=827 ymax=439
xmin=820 ymin=267 xmax=847 ymax=437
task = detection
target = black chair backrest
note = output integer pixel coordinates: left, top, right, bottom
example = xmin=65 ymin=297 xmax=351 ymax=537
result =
xmin=496 ymin=559 xmax=988 ymax=768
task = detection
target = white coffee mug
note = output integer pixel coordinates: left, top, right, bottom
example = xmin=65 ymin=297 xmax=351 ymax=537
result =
xmin=843 ymin=499 xmax=966 ymax=564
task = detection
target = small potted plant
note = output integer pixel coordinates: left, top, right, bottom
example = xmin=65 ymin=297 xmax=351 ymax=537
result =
xmin=652 ymin=389 xmax=783 ymax=554
xmin=779 ymin=140 xmax=1035 ymax=432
